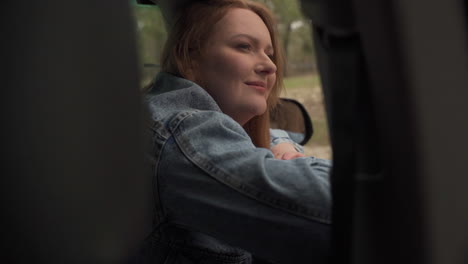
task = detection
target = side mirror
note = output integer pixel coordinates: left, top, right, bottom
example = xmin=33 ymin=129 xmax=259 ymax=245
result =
xmin=270 ymin=98 xmax=314 ymax=145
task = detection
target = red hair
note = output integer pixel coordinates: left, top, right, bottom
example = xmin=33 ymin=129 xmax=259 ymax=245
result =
xmin=161 ymin=0 xmax=285 ymax=148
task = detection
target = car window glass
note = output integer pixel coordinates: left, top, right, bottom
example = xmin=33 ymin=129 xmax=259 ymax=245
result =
xmin=131 ymin=0 xmax=331 ymax=160
xmin=132 ymin=2 xmax=167 ymax=87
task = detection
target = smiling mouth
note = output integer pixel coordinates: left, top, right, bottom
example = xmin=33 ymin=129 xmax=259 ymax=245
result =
xmin=245 ymin=81 xmax=267 ymax=92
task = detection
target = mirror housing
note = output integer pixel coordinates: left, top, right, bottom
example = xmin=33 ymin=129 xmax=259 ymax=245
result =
xmin=270 ymin=98 xmax=314 ymax=145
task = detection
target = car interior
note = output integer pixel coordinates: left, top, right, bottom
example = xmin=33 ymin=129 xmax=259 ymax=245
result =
xmin=2 ymin=0 xmax=468 ymax=263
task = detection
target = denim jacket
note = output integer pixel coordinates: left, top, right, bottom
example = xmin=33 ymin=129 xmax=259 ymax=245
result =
xmin=269 ymin=128 xmax=304 ymax=153
xmin=137 ymin=72 xmax=332 ymax=264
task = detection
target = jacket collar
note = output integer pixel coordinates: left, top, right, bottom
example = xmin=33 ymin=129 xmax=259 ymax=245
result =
xmin=146 ymin=72 xmax=222 ymax=113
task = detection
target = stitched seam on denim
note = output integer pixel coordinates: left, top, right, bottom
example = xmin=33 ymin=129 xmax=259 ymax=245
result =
xmin=168 ymin=222 xmax=250 ymax=259
xmin=153 ymin=137 xmax=168 ymax=225
xmin=162 ymin=244 xmax=177 ymax=264
xmin=170 ymin=115 xmax=331 ymax=224
xmin=168 ymin=111 xmax=196 ymax=132
xmin=147 ymin=118 xmax=171 ymax=140
xmin=148 ymin=120 xmax=170 ymax=225
xmin=155 ymin=239 xmax=250 ymax=261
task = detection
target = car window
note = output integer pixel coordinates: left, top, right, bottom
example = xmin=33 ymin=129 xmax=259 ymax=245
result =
xmin=132 ymin=3 xmax=167 ymax=87
xmin=131 ymin=0 xmax=331 ymax=160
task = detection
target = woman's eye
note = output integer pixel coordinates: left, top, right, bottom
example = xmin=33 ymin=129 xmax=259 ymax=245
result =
xmin=237 ymin=43 xmax=252 ymax=51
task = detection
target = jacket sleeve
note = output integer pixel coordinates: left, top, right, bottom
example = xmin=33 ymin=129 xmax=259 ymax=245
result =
xmin=270 ymin=128 xmax=305 ymax=153
xmin=157 ymin=110 xmax=331 ymax=264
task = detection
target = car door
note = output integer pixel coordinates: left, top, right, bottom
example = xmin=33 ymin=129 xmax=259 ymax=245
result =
xmin=300 ymin=0 xmax=468 ymax=263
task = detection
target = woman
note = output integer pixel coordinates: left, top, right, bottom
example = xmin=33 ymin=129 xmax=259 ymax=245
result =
xmin=139 ymin=0 xmax=331 ymax=263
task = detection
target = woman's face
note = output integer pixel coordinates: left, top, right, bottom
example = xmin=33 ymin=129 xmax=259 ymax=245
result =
xmin=193 ymin=8 xmax=277 ymax=125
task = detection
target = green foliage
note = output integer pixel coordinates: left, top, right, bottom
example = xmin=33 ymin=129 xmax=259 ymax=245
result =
xmin=252 ymin=0 xmax=316 ymax=76
xmin=130 ymin=1 xmax=329 ymax=157
xmin=256 ymin=0 xmax=301 ymax=23
xmin=132 ymin=4 xmax=167 ymax=86
xmin=130 ymin=0 xmax=316 ymax=86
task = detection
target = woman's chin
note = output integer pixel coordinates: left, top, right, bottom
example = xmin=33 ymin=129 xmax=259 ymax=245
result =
xmin=254 ymin=103 xmax=268 ymax=116
xmin=248 ymin=98 xmax=267 ymax=113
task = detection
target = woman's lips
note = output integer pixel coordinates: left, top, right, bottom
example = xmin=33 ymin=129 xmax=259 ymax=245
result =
xmin=245 ymin=81 xmax=267 ymax=92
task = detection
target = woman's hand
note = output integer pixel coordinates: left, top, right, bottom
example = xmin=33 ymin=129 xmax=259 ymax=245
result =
xmin=271 ymin=142 xmax=306 ymax=160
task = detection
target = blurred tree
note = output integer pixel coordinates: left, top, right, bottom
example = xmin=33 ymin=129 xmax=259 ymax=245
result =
xmin=254 ymin=0 xmax=314 ymax=76
xmin=288 ymin=19 xmax=316 ymax=74
xmin=132 ymin=5 xmax=167 ymax=86
xmin=131 ymin=0 xmax=315 ymax=82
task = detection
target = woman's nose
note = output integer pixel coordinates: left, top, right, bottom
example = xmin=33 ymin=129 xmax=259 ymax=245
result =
xmin=255 ymin=54 xmax=277 ymax=75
